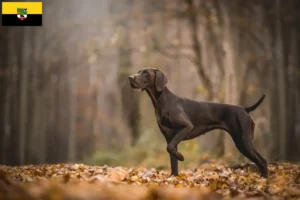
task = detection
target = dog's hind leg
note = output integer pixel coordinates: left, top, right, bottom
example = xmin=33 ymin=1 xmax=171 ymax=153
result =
xmin=250 ymin=117 xmax=255 ymax=140
xmin=238 ymin=141 xmax=268 ymax=178
xmin=231 ymin=117 xmax=268 ymax=178
xmin=249 ymin=117 xmax=268 ymax=166
xmin=234 ymin=130 xmax=268 ymax=178
xmin=253 ymin=147 xmax=267 ymax=166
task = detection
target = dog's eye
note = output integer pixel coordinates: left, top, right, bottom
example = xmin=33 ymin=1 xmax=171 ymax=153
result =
xmin=142 ymin=71 xmax=148 ymax=76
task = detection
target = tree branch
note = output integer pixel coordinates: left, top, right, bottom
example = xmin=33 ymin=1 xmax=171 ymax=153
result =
xmin=203 ymin=0 xmax=225 ymax=77
xmin=151 ymin=35 xmax=197 ymax=65
xmin=184 ymin=0 xmax=213 ymax=100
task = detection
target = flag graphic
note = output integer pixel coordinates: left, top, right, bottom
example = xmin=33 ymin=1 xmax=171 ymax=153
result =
xmin=2 ymin=2 xmax=42 ymax=26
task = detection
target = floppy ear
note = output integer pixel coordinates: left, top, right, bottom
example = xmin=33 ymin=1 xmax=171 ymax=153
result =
xmin=154 ymin=69 xmax=168 ymax=92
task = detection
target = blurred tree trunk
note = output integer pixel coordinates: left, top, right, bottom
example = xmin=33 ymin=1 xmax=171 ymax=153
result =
xmin=67 ymin=49 xmax=79 ymax=161
xmin=206 ymin=0 xmax=225 ymax=157
xmin=286 ymin=27 xmax=298 ymax=160
xmin=185 ymin=0 xmax=213 ymax=100
xmin=221 ymin=1 xmax=240 ymax=157
xmin=39 ymin=96 xmax=47 ymax=164
xmin=47 ymin=57 xmax=68 ymax=163
xmin=0 ymin=29 xmax=9 ymax=164
xmin=89 ymin=52 xmax=98 ymax=152
xmin=47 ymin=71 xmax=57 ymax=163
xmin=37 ymin=64 xmax=47 ymax=164
xmin=284 ymin=0 xmax=300 ymax=160
xmin=116 ymin=0 xmax=141 ymax=146
xmin=29 ymin=31 xmax=40 ymax=164
xmin=0 ymin=28 xmax=26 ymax=165
xmin=19 ymin=27 xmax=30 ymax=165
xmin=175 ymin=11 xmax=182 ymax=94
xmin=267 ymin=0 xmax=300 ymax=160
xmin=273 ymin=0 xmax=287 ymax=160
xmin=30 ymin=71 xmax=40 ymax=164
xmin=1 ymin=83 xmax=11 ymax=163
xmin=9 ymin=30 xmax=21 ymax=165
xmin=93 ymin=52 xmax=103 ymax=149
xmin=68 ymin=69 xmax=77 ymax=161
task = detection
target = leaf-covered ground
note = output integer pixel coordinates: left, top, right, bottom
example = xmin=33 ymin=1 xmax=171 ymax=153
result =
xmin=0 ymin=162 xmax=300 ymax=200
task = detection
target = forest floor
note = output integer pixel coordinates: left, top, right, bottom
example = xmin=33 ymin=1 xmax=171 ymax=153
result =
xmin=0 ymin=162 xmax=300 ymax=200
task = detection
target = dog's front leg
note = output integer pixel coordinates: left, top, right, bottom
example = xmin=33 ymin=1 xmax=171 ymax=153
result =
xmin=166 ymin=114 xmax=194 ymax=161
xmin=165 ymin=137 xmax=178 ymax=176
xmin=169 ymin=148 xmax=179 ymax=176
xmin=157 ymin=122 xmax=178 ymax=176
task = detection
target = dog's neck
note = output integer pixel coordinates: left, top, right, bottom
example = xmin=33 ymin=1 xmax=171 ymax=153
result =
xmin=145 ymin=87 xmax=160 ymax=107
xmin=145 ymin=87 xmax=172 ymax=119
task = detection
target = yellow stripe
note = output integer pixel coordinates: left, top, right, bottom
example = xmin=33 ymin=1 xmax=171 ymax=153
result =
xmin=2 ymin=2 xmax=42 ymax=14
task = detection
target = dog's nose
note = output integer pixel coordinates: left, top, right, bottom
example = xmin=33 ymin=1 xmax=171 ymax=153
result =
xmin=128 ymin=75 xmax=135 ymax=81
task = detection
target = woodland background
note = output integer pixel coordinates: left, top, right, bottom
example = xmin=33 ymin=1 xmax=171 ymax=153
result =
xmin=0 ymin=0 xmax=300 ymax=168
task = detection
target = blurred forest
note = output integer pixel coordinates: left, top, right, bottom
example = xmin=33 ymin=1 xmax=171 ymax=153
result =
xmin=0 ymin=0 xmax=300 ymax=168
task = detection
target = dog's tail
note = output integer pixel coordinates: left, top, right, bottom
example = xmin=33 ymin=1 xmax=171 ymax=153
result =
xmin=244 ymin=94 xmax=266 ymax=113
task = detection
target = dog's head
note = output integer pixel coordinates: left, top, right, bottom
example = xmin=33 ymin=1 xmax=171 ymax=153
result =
xmin=128 ymin=68 xmax=168 ymax=92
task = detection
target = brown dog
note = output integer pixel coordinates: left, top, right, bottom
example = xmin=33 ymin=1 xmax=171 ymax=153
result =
xmin=128 ymin=68 xmax=268 ymax=178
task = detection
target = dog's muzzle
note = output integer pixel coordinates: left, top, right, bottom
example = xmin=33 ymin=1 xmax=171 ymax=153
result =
xmin=128 ymin=75 xmax=139 ymax=89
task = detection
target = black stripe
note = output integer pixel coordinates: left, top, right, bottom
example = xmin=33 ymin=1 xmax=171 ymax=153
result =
xmin=2 ymin=14 xmax=42 ymax=26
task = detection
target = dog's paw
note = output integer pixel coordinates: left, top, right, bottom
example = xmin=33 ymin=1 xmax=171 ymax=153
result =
xmin=169 ymin=173 xmax=178 ymax=177
xmin=261 ymin=171 xmax=269 ymax=178
xmin=175 ymin=152 xmax=184 ymax=161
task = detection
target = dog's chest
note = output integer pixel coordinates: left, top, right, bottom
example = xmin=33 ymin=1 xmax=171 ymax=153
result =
xmin=156 ymin=109 xmax=174 ymax=128
xmin=160 ymin=115 xmax=173 ymax=127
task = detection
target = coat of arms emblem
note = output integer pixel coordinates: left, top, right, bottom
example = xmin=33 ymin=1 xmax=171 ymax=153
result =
xmin=17 ymin=8 xmax=27 ymax=20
